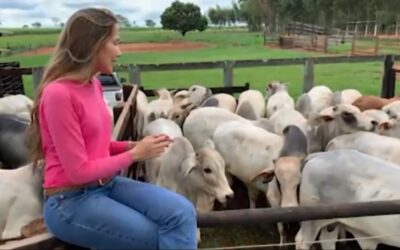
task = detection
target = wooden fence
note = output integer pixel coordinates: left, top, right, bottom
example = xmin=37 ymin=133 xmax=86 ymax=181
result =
xmin=1 ymin=54 xmax=400 ymax=98
xmin=3 ymin=72 xmax=400 ymax=249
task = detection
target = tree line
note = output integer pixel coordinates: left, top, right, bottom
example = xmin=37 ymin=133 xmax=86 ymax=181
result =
xmin=208 ymin=0 xmax=400 ymax=32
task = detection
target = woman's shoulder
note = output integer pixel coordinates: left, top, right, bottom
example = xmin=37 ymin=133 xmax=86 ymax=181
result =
xmin=41 ymin=80 xmax=78 ymax=105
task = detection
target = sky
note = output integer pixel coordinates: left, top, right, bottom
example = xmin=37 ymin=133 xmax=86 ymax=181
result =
xmin=0 ymin=0 xmax=234 ymax=28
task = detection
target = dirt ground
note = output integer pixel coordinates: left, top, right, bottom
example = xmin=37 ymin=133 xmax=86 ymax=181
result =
xmin=20 ymin=41 xmax=210 ymax=56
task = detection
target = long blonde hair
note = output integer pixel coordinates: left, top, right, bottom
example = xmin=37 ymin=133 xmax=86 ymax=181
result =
xmin=27 ymin=8 xmax=118 ymax=169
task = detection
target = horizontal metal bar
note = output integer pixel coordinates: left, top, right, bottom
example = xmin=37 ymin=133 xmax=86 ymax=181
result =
xmin=197 ymin=199 xmax=400 ymax=228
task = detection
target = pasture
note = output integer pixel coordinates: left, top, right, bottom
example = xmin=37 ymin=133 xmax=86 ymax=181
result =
xmin=0 ymin=28 xmax=392 ymax=100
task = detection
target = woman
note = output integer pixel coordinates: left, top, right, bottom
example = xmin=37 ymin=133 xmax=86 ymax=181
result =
xmin=27 ymin=8 xmax=197 ymax=250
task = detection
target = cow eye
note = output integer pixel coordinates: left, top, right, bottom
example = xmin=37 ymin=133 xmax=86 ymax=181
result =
xmin=203 ymin=168 xmax=212 ymax=174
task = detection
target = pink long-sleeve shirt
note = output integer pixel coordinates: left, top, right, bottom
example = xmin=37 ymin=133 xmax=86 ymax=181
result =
xmin=39 ymin=77 xmax=134 ymax=188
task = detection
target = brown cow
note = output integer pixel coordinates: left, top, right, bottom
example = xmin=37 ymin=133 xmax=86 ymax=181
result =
xmin=352 ymin=95 xmax=400 ymax=111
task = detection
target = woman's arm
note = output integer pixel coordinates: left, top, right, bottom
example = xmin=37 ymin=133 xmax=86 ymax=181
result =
xmin=110 ymin=141 xmax=137 ymax=155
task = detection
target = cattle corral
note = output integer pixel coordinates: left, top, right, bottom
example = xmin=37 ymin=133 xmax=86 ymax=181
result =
xmin=2 ymin=54 xmax=400 ymax=249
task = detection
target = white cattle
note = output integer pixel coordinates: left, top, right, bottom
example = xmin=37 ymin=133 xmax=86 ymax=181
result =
xmin=200 ymin=93 xmax=237 ymax=112
xmin=382 ymin=100 xmax=400 ymax=120
xmin=0 ymin=94 xmax=33 ymax=121
xmin=326 ymin=131 xmax=400 ymax=165
xmin=296 ymin=86 xmax=333 ymax=119
xmin=0 ymin=163 xmax=43 ymax=241
xmin=268 ymin=107 xmax=308 ymax=135
xmin=296 ymin=149 xmax=400 ymax=250
xmin=235 ymin=90 xmax=265 ymax=120
xmin=145 ymin=89 xmax=173 ymax=128
xmin=156 ymin=136 xmax=233 ymax=243
xmin=143 ymin=118 xmax=233 ymax=211
xmin=183 ymin=107 xmax=273 ymax=150
xmin=142 ymin=118 xmax=183 ymax=183
xmin=362 ymin=109 xmax=389 ymax=126
xmin=331 ymin=89 xmax=362 ymax=105
xmin=252 ymin=125 xmax=308 ymax=245
xmin=308 ymin=104 xmax=376 ymax=153
xmin=265 ymin=81 xmax=295 ymax=118
xmin=187 ymin=85 xmax=212 ymax=107
xmin=167 ymin=90 xmax=194 ymax=127
xmin=213 ymin=121 xmax=282 ymax=208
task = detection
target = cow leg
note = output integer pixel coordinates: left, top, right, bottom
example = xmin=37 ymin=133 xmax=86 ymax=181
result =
xmin=2 ymin=201 xmax=23 ymax=240
xmin=245 ymin=185 xmax=259 ymax=209
xmin=296 ymin=221 xmax=321 ymax=250
xmin=266 ymin=178 xmax=286 ymax=245
xmin=347 ymin=228 xmax=378 ymax=250
xmin=319 ymin=224 xmax=340 ymax=250
xmin=195 ymin=194 xmax=215 ymax=244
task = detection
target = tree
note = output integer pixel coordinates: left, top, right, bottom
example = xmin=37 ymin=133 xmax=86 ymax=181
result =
xmin=145 ymin=19 xmax=156 ymax=28
xmin=50 ymin=17 xmax=60 ymax=27
xmin=22 ymin=24 xmax=29 ymax=28
xmin=161 ymin=1 xmax=208 ymax=36
xmin=116 ymin=14 xmax=131 ymax=28
xmin=31 ymin=22 xmax=41 ymax=28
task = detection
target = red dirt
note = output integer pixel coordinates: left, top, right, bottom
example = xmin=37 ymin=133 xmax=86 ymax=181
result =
xmin=20 ymin=41 xmax=210 ymax=56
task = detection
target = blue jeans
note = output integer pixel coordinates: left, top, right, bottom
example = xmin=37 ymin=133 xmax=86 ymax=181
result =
xmin=43 ymin=176 xmax=197 ymax=250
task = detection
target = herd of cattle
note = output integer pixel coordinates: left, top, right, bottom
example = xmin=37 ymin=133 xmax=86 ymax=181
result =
xmin=2 ymin=82 xmax=400 ymax=249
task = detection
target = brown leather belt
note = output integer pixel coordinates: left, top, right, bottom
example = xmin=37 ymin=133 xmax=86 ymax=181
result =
xmin=43 ymin=177 xmax=114 ymax=198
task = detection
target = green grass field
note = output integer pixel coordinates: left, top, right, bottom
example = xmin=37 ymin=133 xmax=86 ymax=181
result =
xmin=1 ymin=28 xmax=392 ymax=100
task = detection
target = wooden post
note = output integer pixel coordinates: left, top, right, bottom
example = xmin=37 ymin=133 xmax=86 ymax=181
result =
xmin=374 ymin=35 xmax=379 ymax=55
xmin=324 ymin=35 xmax=328 ymax=53
xmin=351 ymin=35 xmax=356 ymax=55
xmin=365 ymin=23 xmax=369 ymax=36
xmin=381 ymin=55 xmax=396 ymax=98
xmin=396 ymin=21 xmax=399 ymax=36
xmin=374 ymin=24 xmax=379 ymax=36
xmin=223 ymin=61 xmax=234 ymax=87
xmin=303 ymin=58 xmax=314 ymax=93
xmin=128 ymin=64 xmax=141 ymax=86
xmin=345 ymin=24 xmax=349 ymax=37
xmin=354 ymin=22 xmax=359 ymax=35
xmin=32 ymin=67 xmax=44 ymax=91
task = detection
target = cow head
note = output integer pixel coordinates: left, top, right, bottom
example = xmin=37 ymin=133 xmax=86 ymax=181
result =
xmin=312 ymin=104 xmax=377 ymax=133
xmin=188 ymin=85 xmax=213 ymax=107
xmin=187 ymin=140 xmax=234 ymax=205
xmin=272 ymin=156 xmax=304 ymax=207
xmin=266 ymin=81 xmax=288 ymax=97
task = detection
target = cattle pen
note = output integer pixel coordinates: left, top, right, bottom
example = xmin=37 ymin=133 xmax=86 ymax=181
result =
xmin=1 ymin=55 xmax=400 ymax=250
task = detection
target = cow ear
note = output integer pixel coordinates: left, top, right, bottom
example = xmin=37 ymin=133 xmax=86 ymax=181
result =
xmin=181 ymin=102 xmax=194 ymax=111
xmin=378 ymin=121 xmax=393 ymax=132
xmin=310 ymin=113 xmax=334 ymax=125
xmin=311 ymin=106 xmax=336 ymax=124
xmin=183 ymin=164 xmax=197 ymax=176
xmin=251 ymin=168 xmax=275 ymax=185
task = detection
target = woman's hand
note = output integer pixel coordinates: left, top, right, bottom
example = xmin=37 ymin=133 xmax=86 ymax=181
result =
xmin=129 ymin=134 xmax=172 ymax=161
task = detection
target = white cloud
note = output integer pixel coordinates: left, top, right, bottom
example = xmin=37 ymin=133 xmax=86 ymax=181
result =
xmin=0 ymin=0 xmax=234 ymax=27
